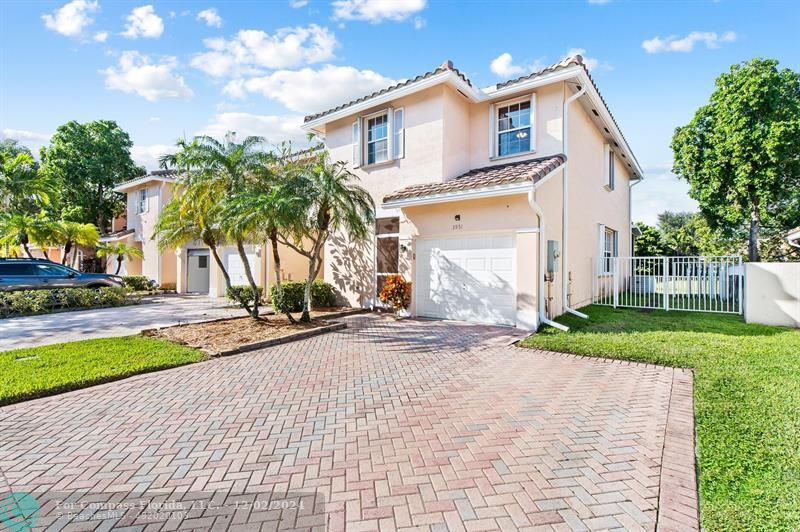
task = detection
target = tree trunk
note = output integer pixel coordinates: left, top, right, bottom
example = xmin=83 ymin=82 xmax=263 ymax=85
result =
xmin=300 ymin=238 xmax=324 ymax=323
xmin=62 ymin=241 xmax=73 ymax=265
xmin=96 ymin=183 xmax=105 ymax=233
xmin=235 ymin=239 xmax=260 ymax=319
xmin=115 ymin=256 xmax=123 ymax=275
xmin=22 ymin=242 xmax=33 ymax=258
xmin=41 ymin=248 xmax=49 ymax=260
xmin=749 ymin=199 xmax=761 ymax=262
xmin=209 ymin=245 xmax=232 ymax=290
xmin=270 ymin=229 xmax=295 ymax=324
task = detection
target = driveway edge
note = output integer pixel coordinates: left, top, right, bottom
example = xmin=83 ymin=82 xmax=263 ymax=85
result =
xmin=656 ymin=368 xmax=700 ymax=531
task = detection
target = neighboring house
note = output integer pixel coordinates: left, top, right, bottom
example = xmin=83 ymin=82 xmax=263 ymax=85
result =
xmin=110 ymin=170 xmax=310 ymax=296
xmin=302 ymin=55 xmax=643 ymax=329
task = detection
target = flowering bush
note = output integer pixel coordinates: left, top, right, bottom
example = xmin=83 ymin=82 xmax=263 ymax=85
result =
xmin=379 ymin=275 xmax=411 ymax=311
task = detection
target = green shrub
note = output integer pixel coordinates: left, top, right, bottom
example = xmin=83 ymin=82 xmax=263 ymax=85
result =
xmin=0 ymin=287 xmax=134 ymax=319
xmin=122 ymin=275 xmax=156 ymax=292
xmin=269 ymin=280 xmax=337 ymax=313
xmin=226 ymin=284 xmax=263 ymax=309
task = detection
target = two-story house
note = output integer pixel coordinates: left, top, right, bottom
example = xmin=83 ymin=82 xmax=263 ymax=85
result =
xmin=108 ymin=170 xmax=310 ymax=297
xmin=301 ymin=55 xmax=643 ymax=329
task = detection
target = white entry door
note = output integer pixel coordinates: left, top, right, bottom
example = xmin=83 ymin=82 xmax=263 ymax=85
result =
xmin=416 ymin=234 xmax=516 ymax=326
xmin=187 ymin=249 xmax=210 ymax=293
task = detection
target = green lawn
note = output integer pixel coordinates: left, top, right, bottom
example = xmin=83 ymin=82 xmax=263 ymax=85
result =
xmin=519 ymin=306 xmax=800 ymax=531
xmin=0 ymin=336 xmax=204 ymax=406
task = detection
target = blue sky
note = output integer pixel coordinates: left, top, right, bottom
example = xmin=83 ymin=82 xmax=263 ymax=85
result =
xmin=1 ymin=0 xmax=798 ymax=224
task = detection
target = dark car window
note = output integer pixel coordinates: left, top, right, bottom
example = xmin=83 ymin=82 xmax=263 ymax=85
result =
xmin=33 ymin=264 xmax=71 ymax=276
xmin=0 ymin=263 xmax=36 ymax=275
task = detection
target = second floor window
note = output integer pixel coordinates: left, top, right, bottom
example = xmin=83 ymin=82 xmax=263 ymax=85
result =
xmin=496 ymin=97 xmax=532 ymax=157
xmin=352 ymin=108 xmax=405 ymax=168
xmin=366 ymin=113 xmax=389 ymax=165
xmin=137 ymin=188 xmax=148 ymax=214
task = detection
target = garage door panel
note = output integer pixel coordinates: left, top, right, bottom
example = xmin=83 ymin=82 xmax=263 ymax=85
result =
xmin=416 ymin=234 xmax=516 ymax=326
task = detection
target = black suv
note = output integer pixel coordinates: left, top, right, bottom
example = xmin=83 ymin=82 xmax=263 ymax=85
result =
xmin=0 ymin=258 xmax=124 ymax=291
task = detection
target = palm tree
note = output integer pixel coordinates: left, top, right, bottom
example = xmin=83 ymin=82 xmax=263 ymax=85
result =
xmin=55 ymin=221 xmax=100 ymax=266
xmin=0 ymin=152 xmax=56 ymax=212
xmin=279 ymin=151 xmax=375 ymax=322
xmin=0 ymin=212 xmax=53 ymax=258
xmin=159 ymin=133 xmax=270 ymax=319
xmin=153 ymin=196 xmax=232 ymax=289
xmin=220 ymin=143 xmax=307 ymax=322
xmin=96 ymin=242 xmax=144 ymax=275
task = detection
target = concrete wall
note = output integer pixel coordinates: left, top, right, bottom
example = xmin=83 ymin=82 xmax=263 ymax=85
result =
xmin=745 ymin=263 xmax=800 ymax=328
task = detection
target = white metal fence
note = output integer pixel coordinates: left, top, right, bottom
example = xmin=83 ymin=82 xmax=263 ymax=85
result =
xmin=592 ymin=256 xmax=743 ymax=314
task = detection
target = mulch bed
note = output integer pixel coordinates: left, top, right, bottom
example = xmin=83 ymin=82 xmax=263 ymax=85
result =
xmin=148 ymin=308 xmax=364 ymax=355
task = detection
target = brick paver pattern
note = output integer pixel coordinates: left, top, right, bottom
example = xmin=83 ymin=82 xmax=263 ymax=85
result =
xmin=0 ymin=315 xmax=697 ymax=531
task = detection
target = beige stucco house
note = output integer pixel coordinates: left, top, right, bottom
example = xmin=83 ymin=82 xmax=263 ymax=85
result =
xmin=108 ymin=171 xmax=310 ymax=297
xmin=302 ymin=55 xmax=643 ymax=329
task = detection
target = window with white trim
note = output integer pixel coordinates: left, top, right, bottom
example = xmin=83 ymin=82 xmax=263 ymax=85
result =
xmin=603 ymin=227 xmax=618 ymax=273
xmin=137 ymin=188 xmax=148 ymax=214
xmin=604 ymin=144 xmax=615 ymax=190
xmin=494 ymin=95 xmax=534 ymax=158
xmin=352 ymin=108 xmax=405 ymax=168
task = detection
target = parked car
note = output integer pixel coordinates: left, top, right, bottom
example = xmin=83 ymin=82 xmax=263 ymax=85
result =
xmin=0 ymin=258 xmax=124 ymax=291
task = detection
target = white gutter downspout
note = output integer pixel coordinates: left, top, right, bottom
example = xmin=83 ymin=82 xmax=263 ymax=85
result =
xmin=528 ymin=187 xmax=569 ymax=332
xmin=562 ymin=84 xmax=588 ymax=319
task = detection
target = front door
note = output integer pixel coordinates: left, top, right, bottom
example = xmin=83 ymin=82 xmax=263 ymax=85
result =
xmin=187 ymin=250 xmax=210 ymax=293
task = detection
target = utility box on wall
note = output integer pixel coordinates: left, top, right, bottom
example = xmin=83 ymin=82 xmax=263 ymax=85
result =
xmin=547 ymin=240 xmax=560 ymax=274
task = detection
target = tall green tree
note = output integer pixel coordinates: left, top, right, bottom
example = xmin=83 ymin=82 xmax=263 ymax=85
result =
xmin=39 ymin=120 xmax=144 ymax=232
xmin=279 ymin=152 xmax=375 ymax=322
xmin=55 ymin=221 xmax=100 ymax=266
xmin=0 ymin=212 xmax=53 ymax=258
xmin=671 ymin=58 xmax=800 ymax=261
xmin=633 ymin=222 xmax=669 ymax=257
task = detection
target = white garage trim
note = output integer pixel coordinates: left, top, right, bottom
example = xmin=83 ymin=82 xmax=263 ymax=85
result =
xmin=414 ymin=232 xmax=517 ymax=326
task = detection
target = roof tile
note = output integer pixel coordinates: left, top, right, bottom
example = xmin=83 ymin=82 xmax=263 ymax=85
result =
xmin=383 ymin=154 xmax=565 ymax=203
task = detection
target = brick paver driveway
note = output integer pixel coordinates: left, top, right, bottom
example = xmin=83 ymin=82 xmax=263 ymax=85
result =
xmin=0 ymin=315 xmax=697 ymax=531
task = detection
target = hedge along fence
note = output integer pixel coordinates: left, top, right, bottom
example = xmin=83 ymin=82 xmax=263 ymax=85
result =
xmin=0 ymin=287 xmax=139 ymax=319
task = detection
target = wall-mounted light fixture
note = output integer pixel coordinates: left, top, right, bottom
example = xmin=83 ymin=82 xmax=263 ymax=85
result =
xmin=454 ymin=214 xmax=461 ymax=221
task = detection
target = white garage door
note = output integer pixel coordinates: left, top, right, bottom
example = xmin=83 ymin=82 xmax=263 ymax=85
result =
xmin=226 ymin=251 xmax=257 ymax=286
xmin=416 ymin=234 xmax=516 ymax=326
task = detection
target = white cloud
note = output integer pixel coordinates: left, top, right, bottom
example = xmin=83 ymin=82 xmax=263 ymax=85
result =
xmin=490 ymin=53 xmax=524 ymax=78
xmin=196 ymin=8 xmax=222 ymax=28
xmin=566 ymin=47 xmax=611 ymax=72
xmin=289 ymin=0 xmax=309 ymax=7
xmin=101 ymin=51 xmax=193 ymax=101
xmin=587 ymin=0 xmax=611 ymax=4
xmin=332 ymin=0 xmax=426 ymax=23
xmin=93 ymin=30 xmax=108 ymax=42
xmin=131 ymin=143 xmax=174 ymax=170
xmin=642 ymin=31 xmax=736 ymax=54
xmin=122 ymin=5 xmax=164 ymax=39
xmin=633 ymin=165 xmax=699 ymax=225
xmin=42 ymin=0 xmax=99 ymax=38
xmin=191 ymin=25 xmax=338 ymax=77
xmin=223 ymin=65 xmax=393 ymax=114
xmin=1 ymin=129 xmax=51 ymax=142
xmin=197 ymin=113 xmax=308 ymax=145
xmin=413 ymin=16 xmax=425 ymax=30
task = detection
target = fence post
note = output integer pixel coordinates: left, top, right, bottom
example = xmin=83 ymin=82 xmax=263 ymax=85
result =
xmin=663 ymin=256 xmax=669 ymax=311
xmin=738 ymin=256 xmax=744 ymax=315
xmin=613 ymin=258 xmax=619 ymax=308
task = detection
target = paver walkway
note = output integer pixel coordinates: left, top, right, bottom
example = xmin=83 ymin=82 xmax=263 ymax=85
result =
xmin=0 ymin=295 xmax=268 ymax=351
xmin=0 ymin=315 xmax=697 ymax=531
